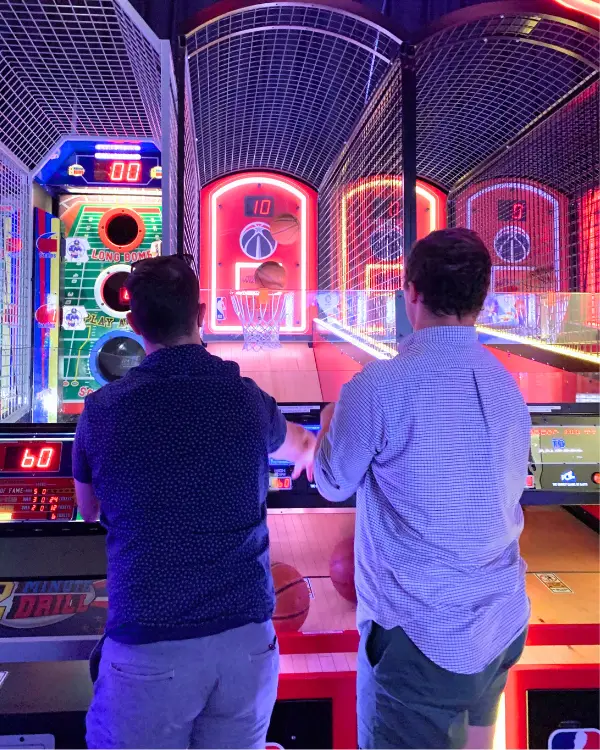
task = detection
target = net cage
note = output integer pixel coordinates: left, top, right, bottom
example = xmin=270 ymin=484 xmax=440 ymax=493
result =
xmin=317 ymin=2 xmax=599 ymax=353
xmin=184 ymin=2 xmax=403 ymax=188
xmin=318 ymin=60 xmax=405 ymax=344
xmin=0 ymin=0 xmax=188 ymax=420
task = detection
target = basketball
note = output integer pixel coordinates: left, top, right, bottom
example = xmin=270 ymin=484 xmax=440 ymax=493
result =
xmin=271 ymin=561 xmax=311 ymax=633
xmin=329 ymin=536 xmax=357 ymax=603
xmin=270 ymin=213 xmax=300 ymax=245
xmin=255 ymin=261 xmax=286 ymax=290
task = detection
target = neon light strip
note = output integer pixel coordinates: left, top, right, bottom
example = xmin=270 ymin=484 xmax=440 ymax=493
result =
xmin=340 ymin=177 xmax=440 ymax=323
xmin=465 ymin=183 xmax=561 ymax=292
xmin=210 ymin=176 xmax=307 ymax=332
xmin=314 ymin=317 xmax=397 ymax=360
xmin=94 ymin=152 xmax=141 ymax=161
xmin=95 ymin=144 xmax=142 ymax=152
xmin=365 ymin=262 xmax=403 ymax=291
xmin=476 ymin=325 xmax=600 ymax=365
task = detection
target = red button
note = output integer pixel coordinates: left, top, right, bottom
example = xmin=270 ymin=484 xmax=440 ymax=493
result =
xmin=525 ymin=475 xmax=535 ymax=488
xmin=592 ymin=472 xmax=600 ymax=485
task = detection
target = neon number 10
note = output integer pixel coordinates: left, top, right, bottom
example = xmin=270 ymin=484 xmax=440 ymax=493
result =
xmin=21 ymin=447 xmax=55 ymax=469
xmin=109 ymin=161 xmax=142 ymax=183
xmin=253 ymin=199 xmax=271 ymax=216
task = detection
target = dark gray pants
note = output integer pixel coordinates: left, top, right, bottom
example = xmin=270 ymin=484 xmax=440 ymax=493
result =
xmin=357 ymin=621 xmax=526 ymax=750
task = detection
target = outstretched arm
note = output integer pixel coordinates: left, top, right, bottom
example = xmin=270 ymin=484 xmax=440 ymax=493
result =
xmin=270 ymin=422 xmax=316 ymax=480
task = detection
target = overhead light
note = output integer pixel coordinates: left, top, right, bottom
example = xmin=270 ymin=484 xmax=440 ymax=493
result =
xmin=95 ymin=143 xmax=142 ymax=152
xmin=94 ymin=152 xmax=141 ymax=161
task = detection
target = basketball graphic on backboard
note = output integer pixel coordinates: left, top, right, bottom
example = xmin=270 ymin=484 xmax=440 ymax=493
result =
xmin=271 ymin=213 xmax=300 ymax=245
xmin=240 ymin=222 xmax=277 ymax=260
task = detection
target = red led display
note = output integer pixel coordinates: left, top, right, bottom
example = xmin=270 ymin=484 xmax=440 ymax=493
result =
xmin=119 ymin=286 xmax=130 ymax=305
xmin=270 ymin=476 xmax=292 ymax=490
xmin=1 ymin=443 xmax=61 ymax=473
xmin=0 ymin=479 xmax=76 ymax=522
xmin=108 ymin=161 xmax=142 ymax=183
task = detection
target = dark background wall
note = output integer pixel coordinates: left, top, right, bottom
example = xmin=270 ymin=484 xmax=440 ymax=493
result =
xmin=129 ymin=0 xmax=497 ymax=43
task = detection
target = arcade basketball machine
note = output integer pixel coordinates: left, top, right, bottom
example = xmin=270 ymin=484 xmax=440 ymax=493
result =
xmin=185 ymin=1 xmax=600 ymax=748
xmin=0 ymin=0 xmax=200 ymax=746
xmin=0 ymin=0 xmax=597 ymax=747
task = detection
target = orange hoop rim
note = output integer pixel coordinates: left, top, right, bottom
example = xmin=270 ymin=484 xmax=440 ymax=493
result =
xmin=98 ymin=207 xmax=145 ymax=254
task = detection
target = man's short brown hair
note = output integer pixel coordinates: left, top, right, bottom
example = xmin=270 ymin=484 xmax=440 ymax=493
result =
xmin=125 ymin=256 xmax=199 ymax=345
xmin=405 ymin=228 xmax=492 ymax=318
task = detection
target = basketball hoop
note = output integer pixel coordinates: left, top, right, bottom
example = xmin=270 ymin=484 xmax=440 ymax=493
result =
xmin=230 ymin=290 xmax=290 ymax=351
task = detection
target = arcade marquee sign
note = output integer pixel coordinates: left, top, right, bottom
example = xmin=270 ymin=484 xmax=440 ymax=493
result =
xmin=0 ymin=579 xmax=107 ymax=635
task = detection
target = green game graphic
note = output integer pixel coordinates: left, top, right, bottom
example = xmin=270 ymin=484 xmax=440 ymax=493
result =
xmin=60 ymin=202 xmax=162 ymax=411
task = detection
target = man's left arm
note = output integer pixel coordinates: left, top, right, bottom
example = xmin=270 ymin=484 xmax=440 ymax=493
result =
xmin=72 ymin=408 xmax=100 ymax=523
xmin=314 ymin=369 xmax=385 ymax=502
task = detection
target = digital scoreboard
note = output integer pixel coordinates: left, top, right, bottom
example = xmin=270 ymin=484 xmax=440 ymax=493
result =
xmin=0 ymin=429 xmax=77 ymax=524
xmin=63 ymin=154 xmax=162 ymax=188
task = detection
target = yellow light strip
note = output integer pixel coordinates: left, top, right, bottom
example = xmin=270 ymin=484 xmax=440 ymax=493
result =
xmin=365 ymin=262 xmax=403 ymax=291
xmin=476 ymin=325 xmax=600 ymax=366
xmin=315 ymin=316 xmax=397 ymax=359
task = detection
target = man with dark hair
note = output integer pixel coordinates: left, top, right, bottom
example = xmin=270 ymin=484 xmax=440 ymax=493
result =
xmin=74 ymin=256 xmax=315 ymax=749
xmin=314 ymin=229 xmax=531 ymax=750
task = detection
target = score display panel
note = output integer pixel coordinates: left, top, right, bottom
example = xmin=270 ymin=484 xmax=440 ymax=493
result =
xmin=0 ymin=427 xmax=77 ymax=524
xmin=64 ymin=154 xmax=162 ymax=188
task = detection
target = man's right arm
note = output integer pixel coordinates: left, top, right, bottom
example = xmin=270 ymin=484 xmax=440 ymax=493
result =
xmin=242 ymin=378 xmax=316 ymax=479
xmin=314 ymin=368 xmax=385 ymax=502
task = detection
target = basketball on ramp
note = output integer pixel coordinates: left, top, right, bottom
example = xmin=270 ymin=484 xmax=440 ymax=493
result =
xmin=271 ymin=561 xmax=311 ymax=633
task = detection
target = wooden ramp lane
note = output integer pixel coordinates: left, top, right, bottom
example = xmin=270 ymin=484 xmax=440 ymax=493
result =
xmin=208 ymin=341 xmax=323 ymax=403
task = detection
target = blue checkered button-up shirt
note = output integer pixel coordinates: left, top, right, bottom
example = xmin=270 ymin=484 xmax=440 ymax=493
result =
xmin=315 ymin=326 xmax=531 ymax=674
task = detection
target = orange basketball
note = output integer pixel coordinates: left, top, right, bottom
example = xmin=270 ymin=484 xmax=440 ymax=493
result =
xmin=270 ymin=213 xmax=300 ymax=245
xmin=271 ymin=561 xmax=311 ymax=633
xmin=255 ymin=261 xmax=286 ymax=290
xmin=329 ymin=537 xmax=357 ymax=603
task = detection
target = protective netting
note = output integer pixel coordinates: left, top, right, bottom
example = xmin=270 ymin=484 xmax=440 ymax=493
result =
xmin=0 ymin=152 xmax=31 ymax=421
xmin=451 ymin=80 xmax=600 ymax=354
xmin=317 ymin=62 xmax=404 ymax=343
xmin=186 ymin=4 xmax=402 ymax=187
xmin=0 ymin=0 xmax=163 ymax=171
xmin=416 ymin=10 xmax=599 ymax=190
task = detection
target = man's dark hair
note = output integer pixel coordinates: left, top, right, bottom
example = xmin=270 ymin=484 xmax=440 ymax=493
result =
xmin=404 ymin=228 xmax=491 ymax=318
xmin=125 ymin=256 xmax=199 ymax=345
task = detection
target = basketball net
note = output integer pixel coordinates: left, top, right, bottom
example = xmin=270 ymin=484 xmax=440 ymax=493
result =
xmin=230 ymin=291 xmax=290 ymax=351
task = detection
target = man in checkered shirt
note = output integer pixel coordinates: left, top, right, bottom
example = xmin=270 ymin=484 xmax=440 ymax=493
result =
xmin=314 ymin=228 xmax=531 ymax=750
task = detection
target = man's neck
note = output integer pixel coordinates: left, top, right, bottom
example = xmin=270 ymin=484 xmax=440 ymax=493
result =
xmin=413 ymin=313 xmax=477 ymax=331
xmin=144 ymin=333 xmax=203 ymax=356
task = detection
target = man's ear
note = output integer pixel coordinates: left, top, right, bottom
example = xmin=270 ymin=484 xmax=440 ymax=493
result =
xmin=126 ymin=311 xmax=141 ymax=335
xmin=198 ymin=302 xmax=207 ymax=329
xmin=406 ymin=281 xmax=419 ymax=304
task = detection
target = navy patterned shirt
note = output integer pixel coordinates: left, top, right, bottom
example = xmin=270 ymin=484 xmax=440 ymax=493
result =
xmin=73 ymin=344 xmax=286 ymax=644
xmin=315 ymin=326 xmax=531 ymax=674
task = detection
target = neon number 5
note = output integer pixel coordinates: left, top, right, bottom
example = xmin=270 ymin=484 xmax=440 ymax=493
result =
xmin=21 ymin=448 xmax=36 ymax=468
xmin=513 ymin=202 xmax=524 ymax=220
xmin=0 ymin=582 xmax=14 ymax=619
